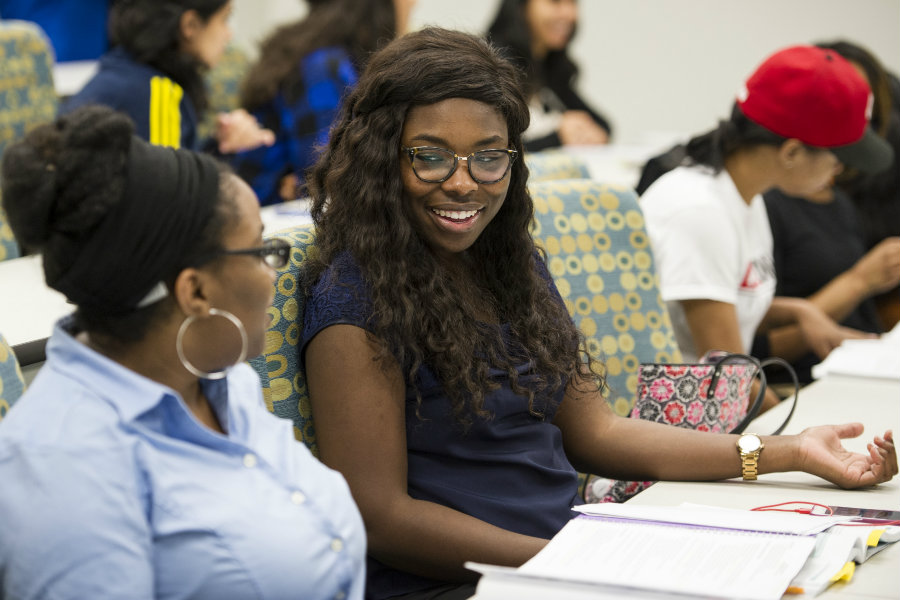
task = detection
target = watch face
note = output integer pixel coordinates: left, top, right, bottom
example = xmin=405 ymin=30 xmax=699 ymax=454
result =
xmin=739 ymin=434 xmax=762 ymax=452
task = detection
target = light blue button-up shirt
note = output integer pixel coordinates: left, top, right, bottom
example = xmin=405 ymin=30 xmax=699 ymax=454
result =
xmin=0 ymin=318 xmax=366 ymax=600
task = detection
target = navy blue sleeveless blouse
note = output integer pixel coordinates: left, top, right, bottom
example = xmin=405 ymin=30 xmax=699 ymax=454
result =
xmin=301 ymin=252 xmax=580 ymax=599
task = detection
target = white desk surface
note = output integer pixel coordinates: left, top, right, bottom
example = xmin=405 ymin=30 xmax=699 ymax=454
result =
xmin=628 ymin=375 xmax=900 ymax=599
xmin=260 ymin=198 xmax=313 ymax=234
xmin=562 ymin=136 xmax=686 ymax=191
xmin=53 ymin=60 xmax=98 ymax=97
xmin=0 ymin=254 xmax=71 ymax=363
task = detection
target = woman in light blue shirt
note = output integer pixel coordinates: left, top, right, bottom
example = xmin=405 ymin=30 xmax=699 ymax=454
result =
xmin=0 ymin=105 xmax=366 ymax=599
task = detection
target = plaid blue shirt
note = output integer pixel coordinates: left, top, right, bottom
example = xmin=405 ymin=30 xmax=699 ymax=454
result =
xmin=229 ymin=46 xmax=358 ymax=206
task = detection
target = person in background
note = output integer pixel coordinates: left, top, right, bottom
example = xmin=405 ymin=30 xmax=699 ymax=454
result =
xmin=640 ymin=45 xmax=894 ymax=408
xmin=0 ymin=0 xmax=109 ymax=62
xmin=229 ymin=0 xmax=416 ymax=205
xmin=486 ymin=0 xmax=611 ymax=151
xmin=820 ymin=40 xmax=900 ymax=330
xmin=63 ymin=0 xmax=274 ymax=154
xmin=0 ymin=106 xmax=365 ymax=600
xmin=300 ymin=28 xmax=896 ymax=600
xmin=752 ymin=184 xmax=900 ymax=384
xmin=751 ymin=41 xmax=900 ymax=384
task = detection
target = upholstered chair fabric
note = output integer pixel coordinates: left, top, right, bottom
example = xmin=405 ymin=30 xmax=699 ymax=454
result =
xmin=0 ymin=20 xmax=58 ymax=160
xmin=525 ymin=150 xmax=590 ymax=182
xmin=247 ymin=223 xmax=319 ymax=454
xmin=0 ymin=198 xmax=20 ymax=261
xmin=529 ymin=179 xmax=682 ymax=417
xmin=0 ymin=332 xmax=26 ymax=422
xmin=197 ymin=44 xmax=251 ymax=142
xmin=529 ymin=179 xmax=682 ymax=502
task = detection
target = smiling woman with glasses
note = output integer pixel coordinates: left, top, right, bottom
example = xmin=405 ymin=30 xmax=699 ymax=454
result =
xmin=299 ymin=28 xmax=897 ymax=600
xmin=0 ymin=106 xmax=365 ymax=599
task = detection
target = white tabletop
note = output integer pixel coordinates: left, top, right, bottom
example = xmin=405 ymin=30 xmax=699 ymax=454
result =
xmin=0 ymin=254 xmax=71 ymax=364
xmin=628 ymin=375 xmax=900 ymax=599
xmin=561 ymin=136 xmax=686 ymax=191
xmin=562 ymin=144 xmax=652 ymax=189
xmin=52 ymin=60 xmax=98 ymax=97
xmin=260 ymin=198 xmax=313 ymax=234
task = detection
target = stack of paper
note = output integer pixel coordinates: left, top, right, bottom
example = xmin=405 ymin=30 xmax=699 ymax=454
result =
xmin=788 ymin=524 xmax=900 ymax=596
xmin=811 ymin=321 xmax=900 ymax=380
xmin=466 ymin=504 xmax=859 ymax=600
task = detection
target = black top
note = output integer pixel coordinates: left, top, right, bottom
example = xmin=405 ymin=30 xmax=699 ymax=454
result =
xmin=525 ymin=76 xmax=612 ymax=152
xmin=752 ymin=188 xmax=883 ymax=382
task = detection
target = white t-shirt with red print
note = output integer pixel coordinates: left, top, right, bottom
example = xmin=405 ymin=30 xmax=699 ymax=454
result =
xmin=641 ymin=165 xmax=776 ymax=361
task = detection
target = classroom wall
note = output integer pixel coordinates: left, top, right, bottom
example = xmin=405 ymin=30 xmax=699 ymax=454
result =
xmin=232 ymin=0 xmax=900 ymax=146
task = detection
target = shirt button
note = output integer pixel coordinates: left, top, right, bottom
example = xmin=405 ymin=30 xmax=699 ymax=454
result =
xmin=242 ymin=453 xmax=258 ymax=468
xmin=331 ymin=538 xmax=344 ymax=553
xmin=335 ymin=592 xmax=346 ymax=600
xmin=291 ymin=491 xmax=306 ymax=505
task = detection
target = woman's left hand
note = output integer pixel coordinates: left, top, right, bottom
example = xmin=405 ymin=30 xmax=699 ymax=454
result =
xmin=797 ymin=424 xmax=897 ymax=488
xmin=794 ymin=302 xmax=876 ymax=359
xmin=215 ymin=109 xmax=276 ymax=154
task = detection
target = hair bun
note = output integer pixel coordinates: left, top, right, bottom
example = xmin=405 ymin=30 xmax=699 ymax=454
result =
xmin=1 ymin=105 xmax=134 ymax=251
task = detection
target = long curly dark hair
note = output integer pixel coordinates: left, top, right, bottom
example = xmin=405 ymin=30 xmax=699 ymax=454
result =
xmin=486 ymin=0 xmax=580 ymax=98
xmin=240 ymin=0 xmax=396 ymax=110
xmin=108 ymin=0 xmax=229 ymax=113
xmin=306 ymin=27 xmax=600 ymax=424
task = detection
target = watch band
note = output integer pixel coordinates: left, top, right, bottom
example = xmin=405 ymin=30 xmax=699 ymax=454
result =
xmin=741 ymin=452 xmax=760 ymax=480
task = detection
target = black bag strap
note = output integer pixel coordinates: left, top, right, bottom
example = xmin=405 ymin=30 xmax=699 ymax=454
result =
xmin=758 ymin=357 xmax=800 ymax=435
xmin=708 ymin=353 xmax=799 ymax=435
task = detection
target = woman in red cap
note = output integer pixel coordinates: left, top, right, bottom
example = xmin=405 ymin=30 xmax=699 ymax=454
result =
xmin=640 ymin=45 xmax=894 ymax=409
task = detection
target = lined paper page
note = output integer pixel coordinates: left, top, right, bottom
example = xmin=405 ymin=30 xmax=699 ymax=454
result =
xmin=519 ymin=517 xmax=816 ymax=600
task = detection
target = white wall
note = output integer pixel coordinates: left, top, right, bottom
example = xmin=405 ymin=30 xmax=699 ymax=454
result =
xmin=232 ymin=0 xmax=900 ymax=145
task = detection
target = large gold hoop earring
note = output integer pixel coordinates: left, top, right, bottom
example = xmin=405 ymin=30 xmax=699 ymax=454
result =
xmin=176 ymin=308 xmax=248 ymax=380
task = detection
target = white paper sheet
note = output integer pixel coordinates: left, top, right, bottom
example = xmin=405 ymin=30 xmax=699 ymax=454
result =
xmin=573 ymin=503 xmax=852 ymax=535
xmin=518 ymin=516 xmax=817 ymax=600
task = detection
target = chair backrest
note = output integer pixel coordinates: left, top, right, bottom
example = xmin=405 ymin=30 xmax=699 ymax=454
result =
xmin=247 ymin=223 xmax=319 ymax=454
xmin=197 ymin=43 xmax=250 ymax=141
xmin=529 ymin=179 xmax=682 ymax=416
xmin=525 ymin=149 xmax=591 ymax=182
xmin=0 ymin=196 xmax=20 ymax=261
xmin=0 ymin=332 xmax=26 ymax=422
xmin=0 ymin=20 xmax=58 ymax=161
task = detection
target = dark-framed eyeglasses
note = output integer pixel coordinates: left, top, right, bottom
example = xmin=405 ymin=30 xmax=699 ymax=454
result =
xmin=402 ymin=146 xmax=518 ymax=184
xmin=211 ymin=237 xmax=291 ymax=269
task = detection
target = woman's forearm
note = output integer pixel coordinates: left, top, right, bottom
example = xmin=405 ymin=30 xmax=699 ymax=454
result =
xmin=365 ymin=495 xmax=548 ymax=581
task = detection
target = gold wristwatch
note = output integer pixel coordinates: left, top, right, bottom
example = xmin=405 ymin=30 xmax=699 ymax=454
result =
xmin=736 ymin=433 xmax=764 ymax=480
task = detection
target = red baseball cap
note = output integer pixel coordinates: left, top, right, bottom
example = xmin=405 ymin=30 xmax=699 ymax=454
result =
xmin=736 ymin=45 xmax=893 ymax=174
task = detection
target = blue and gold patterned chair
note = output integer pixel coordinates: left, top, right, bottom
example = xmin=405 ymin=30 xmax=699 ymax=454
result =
xmin=0 ymin=200 xmax=20 ymax=261
xmin=529 ymin=179 xmax=682 ymax=502
xmin=529 ymin=179 xmax=682 ymax=416
xmin=525 ymin=149 xmax=591 ymax=182
xmin=0 ymin=332 xmax=26 ymax=422
xmin=197 ymin=43 xmax=251 ymax=142
xmin=0 ymin=20 xmax=58 ymax=261
xmin=247 ymin=223 xmax=319 ymax=454
xmin=0 ymin=20 xmax=58 ymax=161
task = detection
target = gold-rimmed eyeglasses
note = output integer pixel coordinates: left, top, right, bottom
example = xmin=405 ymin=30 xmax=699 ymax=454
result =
xmin=402 ymin=146 xmax=518 ymax=184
